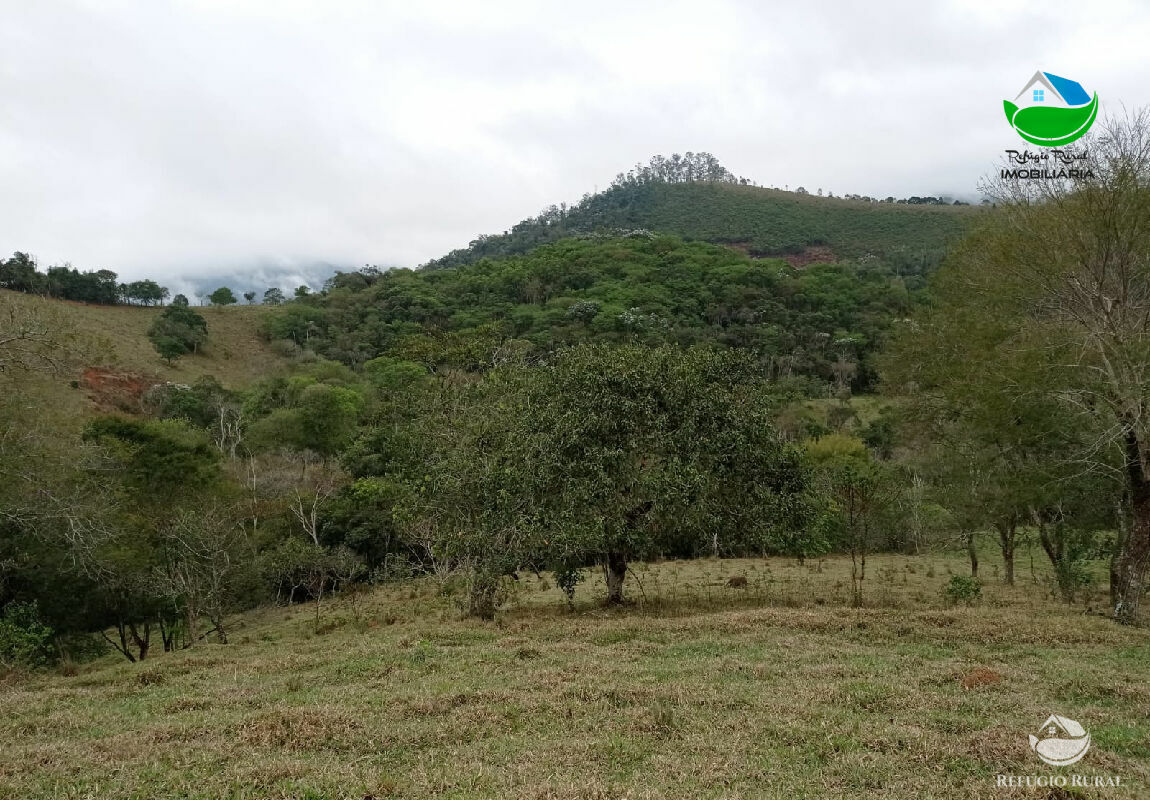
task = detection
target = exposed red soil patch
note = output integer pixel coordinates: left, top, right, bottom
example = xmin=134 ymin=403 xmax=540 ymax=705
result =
xmin=80 ymin=367 xmax=160 ymax=413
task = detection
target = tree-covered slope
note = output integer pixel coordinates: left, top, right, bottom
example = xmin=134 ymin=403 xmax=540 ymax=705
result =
xmin=277 ymin=235 xmax=915 ymax=392
xmin=426 ymin=179 xmax=978 ymax=271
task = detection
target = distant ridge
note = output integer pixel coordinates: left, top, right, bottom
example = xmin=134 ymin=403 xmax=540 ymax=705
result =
xmin=425 ymin=174 xmax=976 ymax=273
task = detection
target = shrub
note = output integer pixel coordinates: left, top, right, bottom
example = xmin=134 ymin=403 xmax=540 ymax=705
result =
xmin=943 ymin=575 xmax=982 ymax=607
xmin=554 ymin=566 xmax=585 ymax=609
xmin=0 ymin=601 xmax=56 ymax=669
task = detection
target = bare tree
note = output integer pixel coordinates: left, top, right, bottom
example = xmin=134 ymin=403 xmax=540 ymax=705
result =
xmin=155 ymin=504 xmax=249 ymax=646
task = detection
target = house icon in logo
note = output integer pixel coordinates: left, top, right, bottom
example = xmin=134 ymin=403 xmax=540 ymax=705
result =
xmin=1013 ymin=71 xmax=1092 ymax=110
xmin=1029 ymin=714 xmax=1091 ymax=766
xmin=1003 ymin=70 xmax=1099 ymax=146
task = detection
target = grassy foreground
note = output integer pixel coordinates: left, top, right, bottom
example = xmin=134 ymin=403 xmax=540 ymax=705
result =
xmin=2 ymin=553 xmax=1148 ymax=800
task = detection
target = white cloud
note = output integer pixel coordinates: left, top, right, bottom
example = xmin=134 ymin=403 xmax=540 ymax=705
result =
xmin=1 ymin=0 xmax=1147 ymax=281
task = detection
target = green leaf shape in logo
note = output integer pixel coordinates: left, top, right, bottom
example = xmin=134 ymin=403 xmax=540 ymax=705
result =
xmin=1003 ymin=93 xmax=1099 ymax=147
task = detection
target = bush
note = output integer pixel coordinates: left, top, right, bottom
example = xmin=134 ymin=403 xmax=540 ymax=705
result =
xmin=0 ymin=601 xmax=56 ymax=669
xmin=943 ymin=575 xmax=982 ymax=607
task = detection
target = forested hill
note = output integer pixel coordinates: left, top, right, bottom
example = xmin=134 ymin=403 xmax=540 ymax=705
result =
xmin=425 ymin=179 xmax=978 ymax=272
xmin=284 ymin=162 xmax=980 ymax=394
xmin=275 ymin=235 xmax=918 ymax=393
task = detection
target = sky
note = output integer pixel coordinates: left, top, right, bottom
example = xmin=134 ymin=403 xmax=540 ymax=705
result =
xmin=3 ymin=0 xmax=1149 ymax=293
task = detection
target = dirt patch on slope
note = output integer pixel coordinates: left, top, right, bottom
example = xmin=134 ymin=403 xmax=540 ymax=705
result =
xmin=80 ymin=367 xmax=160 ymax=413
xmin=725 ymin=243 xmax=836 ymax=267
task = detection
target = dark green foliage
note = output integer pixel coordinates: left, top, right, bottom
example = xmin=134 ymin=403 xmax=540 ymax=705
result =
xmin=516 ymin=344 xmax=816 ymax=562
xmin=147 ymin=304 xmax=208 ymax=363
xmin=246 ymin=375 xmax=365 ymax=460
xmin=275 ymin=236 xmax=914 ymax=391
xmin=263 ymin=287 xmax=286 ymax=305
xmin=319 ymin=477 xmax=409 ymax=569
xmin=0 ymin=252 xmax=173 ymax=305
xmin=82 ymin=416 xmax=220 ymax=499
xmin=209 ymin=287 xmax=237 ymax=306
xmin=0 ymin=601 xmax=55 ymax=669
xmin=361 ymin=356 xmax=429 ymax=392
xmin=171 ymin=293 xmax=190 ymax=307
xmin=261 ymin=303 xmax=326 ymax=348
xmin=860 ymin=407 xmax=897 ymax=459
xmin=0 ymin=252 xmax=41 ymax=293
xmin=554 ymin=566 xmax=585 ymax=608
xmin=143 ymin=376 xmax=237 ymax=428
xmin=122 ymin=279 xmax=169 ymax=306
xmin=151 ymin=335 xmax=185 ymax=364
xmin=943 ymin=575 xmax=982 ymax=606
xmin=389 ymin=344 xmax=818 ymax=614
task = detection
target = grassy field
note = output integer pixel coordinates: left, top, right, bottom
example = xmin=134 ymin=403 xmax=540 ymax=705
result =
xmin=2 ymin=289 xmax=289 ymax=389
xmin=2 ymin=552 xmax=1147 ymax=800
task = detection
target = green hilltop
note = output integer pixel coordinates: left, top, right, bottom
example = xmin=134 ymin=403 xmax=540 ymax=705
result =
xmin=426 ymin=176 xmax=978 ymax=272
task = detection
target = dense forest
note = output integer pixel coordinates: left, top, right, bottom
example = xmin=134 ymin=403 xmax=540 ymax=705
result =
xmin=279 ymin=235 xmax=916 ymax=393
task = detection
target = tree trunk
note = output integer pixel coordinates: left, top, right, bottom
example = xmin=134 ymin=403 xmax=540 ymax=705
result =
xmin=995 ymin=519 xmax=1016 ymax=586
xmin=965 ymin=530 xmax=978 ymax=578
xmin=109 ymin=620 xmax=137 ymax=663
xmin=185 ymin=602 xmax=197 ymax=648
xmin=211 ymin=613 xmax=228 ymax=644
xmin=129 ymin=621 xmax=151 ymax=661
xmin=605 ymin=551 xmax=627 ymax=604
xmin=1114 ymin=432 xmax=1150 ymax=624
xmin=1035 ymin=513 xmax=1076 ymax=604
xmin=1111 ymin=492 xmax=1129 ymax=607
xmin=159 ymin=615 xmax=177 ymax=652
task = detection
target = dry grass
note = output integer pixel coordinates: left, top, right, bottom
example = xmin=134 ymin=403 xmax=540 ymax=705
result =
xmin=2 ymin=552 xmax=1147 ymax=799
xmin=2 ymin=289 xmax=289 ymax=390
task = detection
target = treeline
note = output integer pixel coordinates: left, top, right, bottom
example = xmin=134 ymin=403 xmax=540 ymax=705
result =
xmin=269 ymin=235 xmax=916 ymax=394
xmin=879 ymin=112 xmax=1150 ymax=624
xmin=0 ymin=252 xmax=170 ymax=305
xmin=609 ymin=151 xmax=748 ymax=187
xmin=0 ymin=251 xmax=307 ymax=309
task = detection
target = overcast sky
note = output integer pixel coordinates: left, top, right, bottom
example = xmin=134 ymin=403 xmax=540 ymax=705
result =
xmin=3 ymin=0 xmax=1148 ymax=290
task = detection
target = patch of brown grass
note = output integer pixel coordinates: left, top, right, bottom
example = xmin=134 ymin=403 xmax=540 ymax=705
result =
xmin=961 ymin=666 xmax=1004 ymax=690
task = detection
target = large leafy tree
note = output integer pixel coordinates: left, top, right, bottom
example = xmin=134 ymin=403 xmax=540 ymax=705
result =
xmin=248 ymin=379 xmax=364 ymax=464
xmin=209 ymin=286 xmax=237 ymax=306
xmin=519 ymin=344 xmax=815 ymax=604
xmin=401 ymin=344 xmax=816 ymax=616
xmin=147 ymin=304 xmax=208 ymax=363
